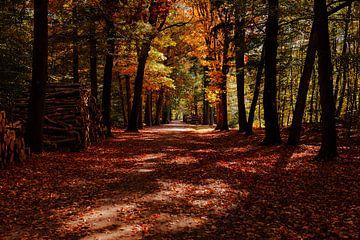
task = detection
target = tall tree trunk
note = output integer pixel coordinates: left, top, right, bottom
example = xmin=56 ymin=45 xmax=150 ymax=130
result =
xmin=162 ymin=98 xmax=170 ymax=124
xmin=119 ymin=76 xmax=127 ymax=127
xmin=102 ymin=19 xmax=115 ymax=137
xmin=138 ymin=94 xmax=143 ymax=129
xmin=26 ymin=0 xmax=48 ymax=153
xmin=246 ymin=45 xmax=265 ymax=135
xmin=125 ymin=75 xmax=131 ymax=124
xmin=72 ymin=6 xmax=79 ymax=83
xmin=336 ymin=5 xmax=352 ymax=118
xmin=210 ymin=106 xmax=215 ymax=125
xmin=89 ymin=19 xmax=97 ymax=100
xmin=314 ymin=0 xmax=337 ymax=161
xmin=215 ymin=102 xmax=223 ymax=130
xmin=218 ymin=28 xmax=230 ymax=131
xmin=234 ymin=1 xmax=248 ymax=132
xmin=127 ymin=40 xmax=152 ymax=132
xmin=287 ymin=21 xmax=317 ymax=145
xmin=145 ymin=91 xmax=153 ymax=126
xmin=309 ymin=70 xmax=317 ymax=124
xmin=262 ymin=0 xmax=281 ymax=144
xmin=202 ymin=68 xmax=210 ymax=125
xmin=154 ymin=86 xmax=164 ymax=126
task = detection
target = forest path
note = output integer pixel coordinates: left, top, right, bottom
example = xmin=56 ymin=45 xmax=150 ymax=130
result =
xmin=0 ymin=122 xmax=359 ymax=239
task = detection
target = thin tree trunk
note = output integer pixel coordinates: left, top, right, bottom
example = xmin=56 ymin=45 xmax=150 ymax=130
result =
xmin=145 ymin=91 xmax=153 ymax=126
xmin=72 ymin=6 xmax=79 ymax=83
xmin=210 ymin=106 xmax=214 ymax=125
xmin=125 ymin=75 xmax=131 ymax=124
xmin=219 ymin=27 xmax=230 ymax=131
xmin=246 ymin=45 xmax=265 ymax=135
xmin=234 ymin=2 xmax=248 ymax=132
xmin=138 ymin=94 xmax=143 ymax=129
xmin=89 ymin=19 xmax=97 ymax=100
xmin=26 ymin=0 xmax=48 ymax=153
xmin=336 ymin=5 xmax=352 ymax=118
xmin=154 ymin=87 xmax=164 ymax=126
xmin=314 ymin=0 xmax=337 ymax=161
xmin=309 ymin=70 xmax=317 ymax=124
xmin=287 ymin=21 xmax=317 ymax=145
xmin=102 ymin=19 xmax=115 ymax=137
xmin=262 ymin=0 xmax=281 ymax=144
xmin=119 ymin=76 xmax=127 ymax=127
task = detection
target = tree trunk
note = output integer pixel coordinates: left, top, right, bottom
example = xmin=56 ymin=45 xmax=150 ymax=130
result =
xmin=72 ymin=6 xmax=79 ymax=84
xmin=209 ymin=106 xmax=215 ymax=126
xmin=262 ymin=0 xmax=281 ymax=144
xmin=145 ymin=91 xmax=153 ymax=126
xmin=162 ymin=98 xmax=170 ymax=124
xmin=89 ymin=19 xmax=97 ymax=100
xmin=26 ymin=0 xmax=48 ymax=153
xmin=287 ymin=21 xmax=317 ymax=145
xmin=102 ymin=19 xmax=115 ymax=137
xmin=309 ymin=70 xmax=317 ymax=124
xmin=127 ymin=39 xmax=152 ymax=132
xmin=154 ymin=87 xmax=164 ymax=126
xmin=335 ymin=5 xmax=352 ymax=118
xmin=246 ymin=46 xmax=265 ymax=135
xmin=234 ymin=2 xmax=248 ymax=132
xmin=314 ymin=0 xmax=337 ymax=161
xmin=119 ymin=76 xmax=127 ymax=127
xmin=202 ymin=68 xmax=210 ymax=125
xmin=219 ymin=27 xmax=230 ymax=131
xmin=125 ymin=75 xmax=131 ymax=124
xmin=138 ymin=94 xmax=143 ymax=129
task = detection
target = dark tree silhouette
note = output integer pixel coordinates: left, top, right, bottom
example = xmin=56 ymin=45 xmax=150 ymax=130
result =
xmin=102 ymin=18 xmax=115 ymax=137
xmin=26 ymin=0 xmax=48 ymax=153
xmin=313 ymin=0 xmax=337 ymax=161
xmin=262 ymin=0 xmax=281 ymax=144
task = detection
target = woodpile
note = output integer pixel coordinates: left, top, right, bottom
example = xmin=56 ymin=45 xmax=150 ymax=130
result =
xmin=12 ymin=83 xmax=105 ymax=151
xmin=0 ymin=111 xmax=29 ymax=168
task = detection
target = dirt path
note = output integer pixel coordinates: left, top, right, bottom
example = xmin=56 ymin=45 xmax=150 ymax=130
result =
xmin=0 ymin=122 xmax=359 ymax=239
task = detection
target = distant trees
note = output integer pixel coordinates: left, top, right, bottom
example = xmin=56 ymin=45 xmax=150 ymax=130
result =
xmin=0 ymin=0 xmax=359 ymax=161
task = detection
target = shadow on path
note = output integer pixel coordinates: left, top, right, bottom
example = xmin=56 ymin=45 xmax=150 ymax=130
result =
xmin=0 ymin=122 xmax=359 ymax=239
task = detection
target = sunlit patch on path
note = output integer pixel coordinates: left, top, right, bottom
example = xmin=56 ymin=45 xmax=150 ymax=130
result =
xmin=0 ymin=122 xmax=359 ymax=239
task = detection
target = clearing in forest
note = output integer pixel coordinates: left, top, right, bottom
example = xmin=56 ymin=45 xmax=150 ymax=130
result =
xmin=0 ymin=122 xmax=359 ymax=239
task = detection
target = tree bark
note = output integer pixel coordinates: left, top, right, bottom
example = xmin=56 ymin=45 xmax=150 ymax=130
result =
xmin=262 ymin=0 xmax=281 ymax=144
xmin=72 ymin=6 xmax=79 ymax=83
xmin=287 ymin=21 xmax=317 ymax=145
xmin=202 ymin=67 xmax=210 ymax=125
xmin=314 ymin=0 xmax=337 ymax=161
xmin=127 ymin=40 xmax=152 ymax=131
xmin=138 ymin=94 xmax=144 ymax=129
xmin=125 ymin=75 xmax=131 ymax=123
xmin=154 ymin=86 xmax=164 ymax=126
xmin=145 ymin=91 xmax=153 ymax=126
xmin=335 ymin=5 xmax=352 ymax=118
xmin=89 ymin=19 xmax=98 ymax=100
xmin=217 ymin=27 xmax=230 ymax=131
xmin=246 ymin=45 xmax=265 ymax=135
xmin=102 ymin=19 xmax=115 ymax=137
xmin=119 ymin=76 xmax=127 ymax=127
xmin=234 ymin=1 xmax=248 ymax=132
xmin=26 ymin=0 xmax=48 ymax=153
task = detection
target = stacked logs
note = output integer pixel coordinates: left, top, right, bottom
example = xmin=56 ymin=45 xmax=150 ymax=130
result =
xmin=0 ymin=111 xmax=28 ymax=168
xmin=12 ymin=83 xmax=105 ymax=151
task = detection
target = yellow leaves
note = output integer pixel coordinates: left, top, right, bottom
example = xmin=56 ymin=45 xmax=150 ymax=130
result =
xmin=206 ymin=86 xmax=221 ymax=104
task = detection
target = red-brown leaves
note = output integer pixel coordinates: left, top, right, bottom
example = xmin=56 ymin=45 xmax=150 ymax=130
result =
xmin=0 ymin=122 xmax=359 ymax=239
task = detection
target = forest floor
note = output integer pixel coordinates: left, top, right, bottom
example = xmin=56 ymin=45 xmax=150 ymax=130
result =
xmin=0 ymin=121 xmax=359 ymax=239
